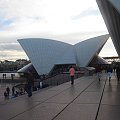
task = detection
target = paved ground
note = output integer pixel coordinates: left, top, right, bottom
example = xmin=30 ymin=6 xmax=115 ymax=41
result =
xmin=0 ymin=72 xmax=120 ymax=120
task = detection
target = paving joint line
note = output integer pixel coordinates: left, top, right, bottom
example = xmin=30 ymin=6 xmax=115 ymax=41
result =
xmin=8 ymin=78 xmax=86 ymax=120
xmin=95 ymin=78 xmax=107 ymax=120
xmin=51 ymin=79 xmax=96 ymax=120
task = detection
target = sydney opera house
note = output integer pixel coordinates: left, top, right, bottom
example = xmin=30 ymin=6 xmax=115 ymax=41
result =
xmin=17 ymin=35 xmax=109 ymax=75
xmin=18 ymin=0 xmax=120 ymax=76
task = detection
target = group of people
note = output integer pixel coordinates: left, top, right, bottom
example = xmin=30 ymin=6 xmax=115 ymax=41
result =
xmin=2 ymin=73 xmax=15 ymax=80
xmin=4 ymin=71 xmax=35 ymax=99
xmin=69 ymin=64 xmax=120 ymax=85
xmin=96 ymin=64 xmax=120 ymax=82
xmin=4 ymin=64 xmax=120 ymax=100
xmin=4 ymin=86 xmax=25 ymax=99
xmin=2 ymin=73 xmax=6 ymax=79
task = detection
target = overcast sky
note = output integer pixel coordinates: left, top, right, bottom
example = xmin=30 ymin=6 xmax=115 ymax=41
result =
xmin=0 ymin=0 xmax=118 ymax=61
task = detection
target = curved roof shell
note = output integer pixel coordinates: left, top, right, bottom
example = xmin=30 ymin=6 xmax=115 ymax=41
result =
xmin=96 ymin=0 xmax=120 ymax=56
xmin=74 ymin=35 xmax=109 ymax=67
xmin=18 ymin=34 xmax=109 ymax=75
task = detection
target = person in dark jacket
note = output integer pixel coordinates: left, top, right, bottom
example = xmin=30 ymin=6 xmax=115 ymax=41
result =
xmin=116 ymin=64 xmax=120 ymax=81
xmin=4 ymin=91 xmax=8 ymax=99
xmin=25 ymin=71 xmax=34 ymax=97
xmin=12 ymin=86 xmax=15 ymax=96
xmin=107 ymin=65 xmax=113 ymax=82
xmin=6 ymin=86 xmax=10 ymax=96
xmin=96 ymin=65 xmax=102 ymax=81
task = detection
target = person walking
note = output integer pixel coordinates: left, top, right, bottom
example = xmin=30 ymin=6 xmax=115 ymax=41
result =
xmin=4 ymin=91 xmax=8 ymax=99
xmin=96 ymin=65 xmax=102 ymax=81
xmin=107 ymin=65 xmax=113 ymax=82
xmin=69 ymin=66 xmax=75 ymax=85
xmin=12 ymin=86 xmax=15 ymax=96
xmin=3 ymin=74 xmax=4 ymax=80
xmin=116 ymin=64 xmax=120 ymax=81
xmin=4 ymin=74 xmax=6 ymax=79
xmin=6 ymin=86 xmax=10 ymax=96
xmin=26 ymin=71 xmax=34 ymax=97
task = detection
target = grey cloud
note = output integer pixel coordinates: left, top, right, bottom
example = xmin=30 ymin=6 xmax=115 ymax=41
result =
xmin=27 ymin=16 xmax=44 ymax=21
xmin=72 ymin=8 xmax=100 ymax=20
xmin=0 ymin=42 xmax=23 ymax=51
xmin=0 ymin=37 xmax=17 ymax=43
xmin=0 ymin=54 xmax=8 ymax=58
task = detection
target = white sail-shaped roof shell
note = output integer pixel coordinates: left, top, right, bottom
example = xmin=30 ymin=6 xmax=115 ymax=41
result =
xmin=18 ymin=39 xmax=76 ymax=74
xmin=18 ymin=34 xmax=109 ymax=75
xmin=74 ymin=35 xmax=109 ymax=67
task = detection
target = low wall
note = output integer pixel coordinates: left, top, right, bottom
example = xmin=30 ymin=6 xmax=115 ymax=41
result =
xmin=34 ymin=72 xmax=84 ymax=87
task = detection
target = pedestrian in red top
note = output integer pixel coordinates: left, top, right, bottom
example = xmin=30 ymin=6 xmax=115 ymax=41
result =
xmin=69 ymin=66 xmax=75 ymax=84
